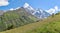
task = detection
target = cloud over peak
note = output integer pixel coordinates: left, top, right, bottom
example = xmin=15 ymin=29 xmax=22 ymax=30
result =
xmin=46 ymin=6 xmax=59 ymax=14
xmin=0 ymin=0 xmax=9 ymax=6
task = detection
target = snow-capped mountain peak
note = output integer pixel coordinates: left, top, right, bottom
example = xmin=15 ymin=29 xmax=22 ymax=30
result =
xmin=23 ymin=3 xmax=34 ymax=10
xmin=23 ymin=3 xmax=50 ymax=19
xmin=23 ymin=3 xmax=29 ymax=8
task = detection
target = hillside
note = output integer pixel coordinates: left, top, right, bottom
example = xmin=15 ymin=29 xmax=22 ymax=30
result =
xmin=0 ymin=7 xmax=38 ymax=32
xmin=0 ymin=13 xmax=60 ymax=33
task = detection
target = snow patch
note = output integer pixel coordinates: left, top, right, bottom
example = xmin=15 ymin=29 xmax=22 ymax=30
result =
xmin=23 ymin=3 xmax=29 ymax=8
xmin=23 ymin=3 xmax=34 ymax=10
xmin=9 ymin=7 xmax=20 ymax=11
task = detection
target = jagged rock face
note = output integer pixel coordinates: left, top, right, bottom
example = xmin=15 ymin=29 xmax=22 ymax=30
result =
xmin=23 ymin=3 xmax=35 ymax=14
xmin=23 ymin=3 xmax=51 ymax=19
xmin=33 ymin=9 xmax=51 ymax=19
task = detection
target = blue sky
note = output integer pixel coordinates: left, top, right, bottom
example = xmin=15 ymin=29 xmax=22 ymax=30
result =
xmin=0 ymin=0 xmax=60 ymax=10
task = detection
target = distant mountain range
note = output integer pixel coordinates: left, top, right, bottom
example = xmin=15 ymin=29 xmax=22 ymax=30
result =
xmin=23 ymin=3 xmax=51 ymax=19
xmin=0 ymin=3 xmax=60 ymax=19
xmin=23 ymin=3 xmax=60 ymax=18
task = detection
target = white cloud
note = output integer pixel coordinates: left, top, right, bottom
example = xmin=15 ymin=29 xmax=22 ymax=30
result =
xmin=10 ymin=8 xmax=14 ymax=11
xmin=46 ymin=6 xmax=59 ymax=15
xmin=54 ymin=6 xmax=58 ymax=11
xmin=47 ymin=8 xmax=55 ymax=14
xmin=0 ymin=0 xmax=9 ymax=6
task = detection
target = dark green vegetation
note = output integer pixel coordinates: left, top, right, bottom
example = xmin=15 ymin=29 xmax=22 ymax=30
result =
xmin=0 ymin=7 xmax=38 ymax=32
xmin=1 ymin=12 xmax=60 ymax=33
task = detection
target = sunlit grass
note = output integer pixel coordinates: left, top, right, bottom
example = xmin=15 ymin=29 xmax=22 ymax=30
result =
xmin=1 ymin=13 xmax=60 ymax=33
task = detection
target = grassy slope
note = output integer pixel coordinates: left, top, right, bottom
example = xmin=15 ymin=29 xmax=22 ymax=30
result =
xmin=0 ymin=8 xmax=38 ymax=31
xmin=1 ymin=14 xmax=60 ymax=33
